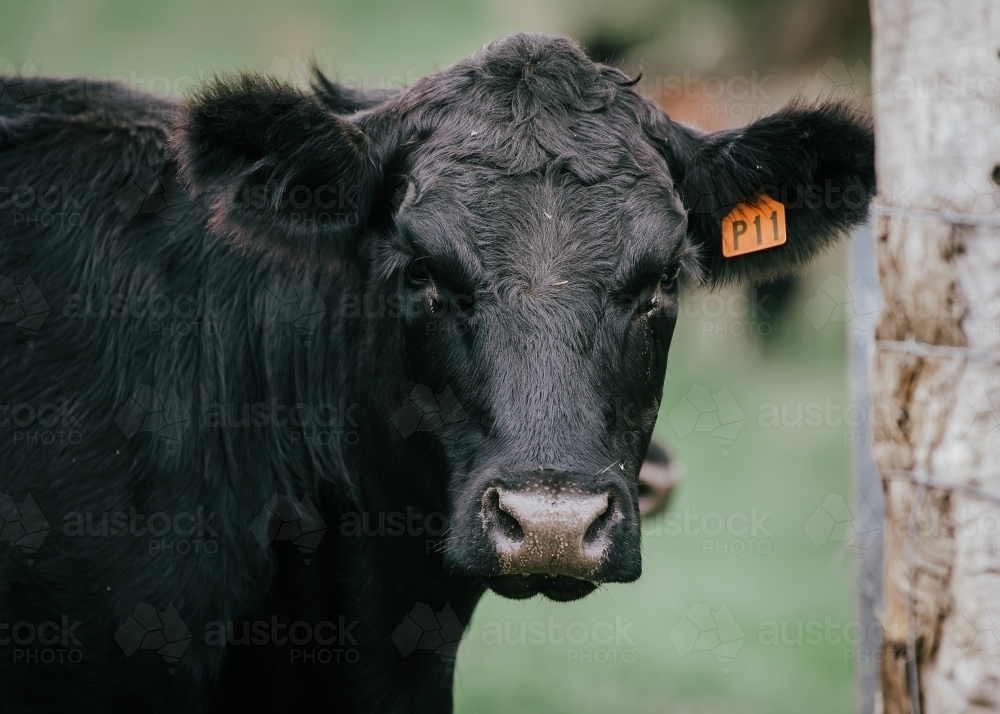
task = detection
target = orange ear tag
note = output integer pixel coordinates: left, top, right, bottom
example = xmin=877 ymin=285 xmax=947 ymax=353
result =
xmin=721 ymin=196 xmax=786 ymax=258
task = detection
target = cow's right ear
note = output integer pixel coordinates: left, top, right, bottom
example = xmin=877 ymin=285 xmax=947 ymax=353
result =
xmin=169 ymin=74 xmax=384 ymax=264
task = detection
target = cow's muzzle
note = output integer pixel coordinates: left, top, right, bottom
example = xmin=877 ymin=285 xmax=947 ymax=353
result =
xmin=482 ymin=486 xmax=618 ymax=578
xmin=466 ymin=472 xmax=640 ymax=600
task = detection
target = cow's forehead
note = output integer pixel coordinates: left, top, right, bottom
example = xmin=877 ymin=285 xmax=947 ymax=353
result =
xmin=385 ymin=34 xmax=688 ymax=283
xmin=396 ymin=163 xmax=684 ymax=291
xmin=389 ymin=33 xmax=675 ymax=185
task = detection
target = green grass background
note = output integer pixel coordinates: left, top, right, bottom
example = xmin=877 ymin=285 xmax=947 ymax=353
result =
xmin=1 ymin=3 xmax=858 ymax=711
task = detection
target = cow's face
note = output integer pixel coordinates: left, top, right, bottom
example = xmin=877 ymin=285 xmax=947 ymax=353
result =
xmin=172 ymin=34 xmax=874 ymax=601
xmin=381 ymin=154 xmax=686 ymax=599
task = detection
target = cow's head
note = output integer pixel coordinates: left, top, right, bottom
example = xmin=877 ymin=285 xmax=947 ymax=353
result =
xmin=171 ymin=34 xmax=874 ymax=601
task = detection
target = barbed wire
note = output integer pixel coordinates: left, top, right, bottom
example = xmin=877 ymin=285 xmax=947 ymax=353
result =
xmin=884 ymin=470 xmax=1000 ymax=506
xmin=870 ymin=204 xmax=1000 ymax=227
xmin=877 ymin=338 xmax=1000 ymax=365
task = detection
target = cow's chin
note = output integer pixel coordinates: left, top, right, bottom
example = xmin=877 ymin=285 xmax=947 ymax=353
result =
xmin=486 ymin=574 xmax=599 ymax=602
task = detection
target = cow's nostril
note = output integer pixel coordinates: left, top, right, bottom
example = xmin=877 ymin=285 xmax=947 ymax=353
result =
xmin=487 ymin=487 xmax=524 ymax=543
xmin=583 ymin=494 xmax=616 ymax=547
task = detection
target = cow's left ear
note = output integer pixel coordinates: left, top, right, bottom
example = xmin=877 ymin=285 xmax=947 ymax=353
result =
xmin=655 ymin=100 xmax=875 ymax=287
xmin=169 ymin=74 xmax=387 ymax=264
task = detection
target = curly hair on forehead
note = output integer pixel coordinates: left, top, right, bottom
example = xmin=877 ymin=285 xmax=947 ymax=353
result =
xmin=383 ymin=34 xmax=663 ymax=183
xmin=465 ymin=33 xmax=630 ymax=113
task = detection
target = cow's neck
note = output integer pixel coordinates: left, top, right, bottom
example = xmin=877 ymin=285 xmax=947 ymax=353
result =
xmin=214 ymin=272 xmax=487 ymax=711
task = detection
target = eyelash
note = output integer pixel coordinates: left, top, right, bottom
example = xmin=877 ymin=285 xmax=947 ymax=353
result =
xmin=637 ymin=268 xmax=680 ymax=317
xmin=404 ymin=258 xmax=467 ymax=317
xmin=405 ymin=258 xmax=431 ymax=286
xmin=658 ymin=267 xmax=679 ymax=292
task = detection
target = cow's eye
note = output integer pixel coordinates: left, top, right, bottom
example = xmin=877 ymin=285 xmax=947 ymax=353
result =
xmin=406 ymin=259 xmax=431 ymax=285
xmin=659 ymin=268 xmax=679 ymax=292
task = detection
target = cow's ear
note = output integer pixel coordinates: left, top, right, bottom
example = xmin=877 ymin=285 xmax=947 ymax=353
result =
xmin=169 ymin=74 xmax=385 ymax=264
xmin=658 ymin=100 xmax=875 ymax=287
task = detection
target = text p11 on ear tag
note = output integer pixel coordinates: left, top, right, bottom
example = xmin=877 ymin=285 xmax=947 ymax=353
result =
xmin=721 ymin=196 xmax=786 ymax=258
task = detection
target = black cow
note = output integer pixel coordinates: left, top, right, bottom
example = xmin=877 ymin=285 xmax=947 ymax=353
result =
xmin=0 ymin=33 xmax=874 ymax=713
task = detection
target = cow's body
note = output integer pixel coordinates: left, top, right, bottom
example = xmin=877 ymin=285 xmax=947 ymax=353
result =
xmin=0 ymin=79 xmax=474 ymax=712
xmin=0 ymin=34 xmax=874 ymax=712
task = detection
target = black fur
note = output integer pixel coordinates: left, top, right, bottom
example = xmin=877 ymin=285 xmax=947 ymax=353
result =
xmin=0 ymin=33 xmax=873 ymax=713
